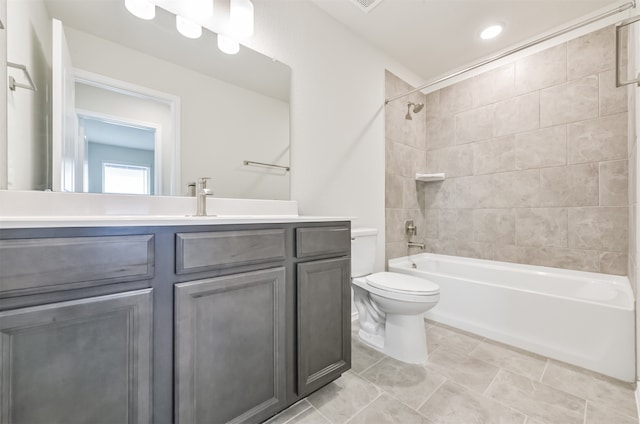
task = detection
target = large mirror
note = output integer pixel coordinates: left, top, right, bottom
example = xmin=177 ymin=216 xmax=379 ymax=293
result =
xmin=5 ymin=0 xmax=291 ymax=199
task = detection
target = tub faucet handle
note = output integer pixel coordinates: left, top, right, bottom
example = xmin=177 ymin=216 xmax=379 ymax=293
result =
xmin=405 ymin=220 xmax=417 ymax=236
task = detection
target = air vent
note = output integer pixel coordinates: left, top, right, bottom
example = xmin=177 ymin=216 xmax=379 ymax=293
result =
xmin=350 ymin=0 xmax=385 ymax=13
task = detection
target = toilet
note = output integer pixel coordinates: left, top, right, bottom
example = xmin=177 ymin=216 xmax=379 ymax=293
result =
xmin=351 ymin=228 xmax=440 ymax=364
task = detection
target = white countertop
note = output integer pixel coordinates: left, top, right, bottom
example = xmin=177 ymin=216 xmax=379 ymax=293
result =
xmin=0 ymin=215 xmax=353 ymax=229
xmin=0 ymin=191 xmax=354 ymax=229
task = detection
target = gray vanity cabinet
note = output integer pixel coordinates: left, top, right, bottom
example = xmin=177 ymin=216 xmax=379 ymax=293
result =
xmin=174 ymin=268 xmax=287 ymax=424
xmin=295 ymin=226 xmax=351 ymax=396
xmin=0 ymin=289 xmax=153 ymax=424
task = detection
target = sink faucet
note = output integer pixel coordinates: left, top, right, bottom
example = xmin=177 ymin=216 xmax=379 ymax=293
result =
xmin=196 ymin=177 xmax=212 ymax=216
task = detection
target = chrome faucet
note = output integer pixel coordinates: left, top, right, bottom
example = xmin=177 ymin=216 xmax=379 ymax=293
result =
xmin=407 ymin=241 xmax=425 ymax=250
xmin=196 ymin=177 xmax=212 ymax=216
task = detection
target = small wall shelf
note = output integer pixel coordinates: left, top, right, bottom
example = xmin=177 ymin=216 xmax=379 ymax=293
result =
xmin=415 ymin=173 xmax=445 ymax=182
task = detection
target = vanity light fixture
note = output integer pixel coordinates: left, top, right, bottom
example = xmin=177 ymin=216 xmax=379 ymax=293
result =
xmin=125 ymin=0 xmax=156 ymax=20
xmin=230 ymin=0 xmax=254 ymax=38
xmin=218 ymin=34 xmax=240 ymax=54
xmin=176 ymin=15 xmax=202 ymax=39
xmin=480 ymin=24 xmax=503 ymax=40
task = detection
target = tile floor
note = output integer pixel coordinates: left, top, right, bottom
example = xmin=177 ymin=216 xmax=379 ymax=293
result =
xmin=266 ymin=320 xmax=638 ymax=424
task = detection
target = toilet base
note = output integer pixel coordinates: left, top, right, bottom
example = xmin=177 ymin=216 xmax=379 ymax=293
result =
xmin=358 ymin=313 xmax=428 ymax=364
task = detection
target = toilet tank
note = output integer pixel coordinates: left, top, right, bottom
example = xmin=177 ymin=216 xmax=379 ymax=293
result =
xmin=351 ymin=228 xmax=378 ymax=277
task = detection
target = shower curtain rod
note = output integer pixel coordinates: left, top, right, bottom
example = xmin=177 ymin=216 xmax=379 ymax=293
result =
xmin=385 ymin=0 xmax=637 ymax=105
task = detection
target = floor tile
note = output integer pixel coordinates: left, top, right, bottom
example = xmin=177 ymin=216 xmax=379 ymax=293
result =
xmin=346 ymin=393 xmax=434 ymax=424
xmin=424 ymin=346 xmax=500 ymax=393
xmin=585 ymin=401 xmax=639 ymax=424
xmin=419 ymin=380 xmax=525 ymax=424
xmin=351 ymin=336 xmax=386 ymax=374
xmin=426 ymin=323 xmax=483 ymax=354
xmin=469 ymin=339 xmax=548 ymax=381
xmin=265 ymin=400 xmax=312 ymax=424
xmin=286 ymin=408 xmax=332 ymax=424
xmin=307 ymin=371 xmax=380 ymax=424
xmin=541 ymin=360 xmax=637 ymax=418
xmin=486 ymin=369 xmax=586 ymax=424
xmin=361 ymin=357 xmax=445 ymax=409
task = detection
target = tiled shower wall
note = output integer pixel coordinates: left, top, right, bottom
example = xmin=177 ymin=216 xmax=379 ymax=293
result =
xmin=385 ymin=26 xmax=630 ymax=275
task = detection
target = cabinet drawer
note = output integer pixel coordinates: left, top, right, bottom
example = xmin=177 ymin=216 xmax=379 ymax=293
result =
xmin=296 ymin=226 xmax=350 ymax=259
xmin=176 ymin=229 xmax=286 ymax=274
xmin=0 ymin=235 xmax=154 ymax=297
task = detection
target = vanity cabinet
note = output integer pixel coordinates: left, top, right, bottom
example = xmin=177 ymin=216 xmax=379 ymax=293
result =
xmin=0 ymin=220 xmax=351 ymax=424
xmin=0 ymin=289 xmax=153 ymax=424
xmin=175 ymin=268 xmax=287 ymax=424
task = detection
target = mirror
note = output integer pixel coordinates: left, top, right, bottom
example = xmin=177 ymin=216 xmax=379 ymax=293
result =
xmin=5 ymin=0 xmax=291 ymax=199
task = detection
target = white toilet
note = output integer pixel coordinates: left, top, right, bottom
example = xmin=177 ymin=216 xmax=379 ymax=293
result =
xmin=351 ymin=228 xmax=440 ymax=364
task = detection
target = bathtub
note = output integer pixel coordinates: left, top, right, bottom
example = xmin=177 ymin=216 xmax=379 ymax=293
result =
xmin=388 ymin=253 xmax=636 ymax=382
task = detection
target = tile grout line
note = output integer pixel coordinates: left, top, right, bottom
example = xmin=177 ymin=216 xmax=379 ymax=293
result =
xmin=357 ymin=355 xmax=386 ymax=376
xmin=583 ymin=399 xmax=589 ymax=424
xmin=309 ymin=404 xmax=335 ymax=424
xmin=415 ymin=378 xmax=447 ymax=412
xmin=539 ymin=359 xmax=550 ymax=382
xmin=341 ymin=392 xmax=383 ymax=424
xmin=280 ymin=404 xmax=314 ymax=424
xmin=482 ymin=367 xmax=502 ymax=397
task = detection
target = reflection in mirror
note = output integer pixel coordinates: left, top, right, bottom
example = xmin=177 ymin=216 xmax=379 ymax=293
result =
xmin=6 ymin=0 xmax=291 ymax=199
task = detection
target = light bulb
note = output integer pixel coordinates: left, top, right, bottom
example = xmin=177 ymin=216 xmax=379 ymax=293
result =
xmin=480 ymin=24 xmax=503 ymax=40
xmin=125 ymin=0 xmax=156 ymax=20
xmin=230 ymin=0 xmax=254 ymax=38
xmin=176 ymin=15 xmax=202 ymax=39
xmin=217 ymin=34 xmax=240 ymax=55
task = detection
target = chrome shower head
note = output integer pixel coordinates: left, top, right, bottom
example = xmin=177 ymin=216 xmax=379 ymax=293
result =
xmin=405 ymin=102 xmax=424 ymax=120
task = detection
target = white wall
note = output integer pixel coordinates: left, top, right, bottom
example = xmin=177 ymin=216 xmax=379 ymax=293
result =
xmin=238 ymin=1 xmax=423 ymax=270
xmin=6 ymin=0 xmax=51 ymax=191
xmin=0 ymin=0 xmax=7 ymax=189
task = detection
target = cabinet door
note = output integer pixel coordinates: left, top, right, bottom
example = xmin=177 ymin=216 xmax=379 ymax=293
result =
xmin=175 ymin=267 xmax=286 ymax=424
xmin=297 ymin=258 xmax=351 ymax=396
xmin=0 ymin=289 xmax=153 ymax=424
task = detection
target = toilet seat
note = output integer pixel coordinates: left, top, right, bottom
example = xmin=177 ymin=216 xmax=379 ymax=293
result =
xmin=365 ymin=272 xmax=439 ymax=296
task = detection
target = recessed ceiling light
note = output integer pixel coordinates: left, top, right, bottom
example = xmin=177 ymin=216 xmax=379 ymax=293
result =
xmin=481 ymin=24 xmax=503 ymax=40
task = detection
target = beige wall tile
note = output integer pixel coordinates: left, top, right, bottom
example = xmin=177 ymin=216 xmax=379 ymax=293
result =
xmin=516 ymin=208 xmax=568 ymax=248
xmin=493 ymin=244 xmax=528 ymax=264
xmin=426 ymin=116 xmax=455 ymax=150
xmin=599 ymin=70 xmax=628 ymax=117
xmin=424 ymin=209 xmax=440 ymax=239
xmin=424 ymin=238 xmax=458 ymax=256
xmin=599 ymin=160 xmax=628 ymax=206
xmin=473 ymin=136 xmax=516 ymax=175
xmin=567 ymin=26 xmax=615 ymax=80
xmin=567 ymin=112 xmax=628 ymax=164
xmin=386 ymin=241 xmax=408 ymax=263
xmin=426 ymin=145 xmax=474 ymax=178
xmin=599 ymin=252 xmax=628 ymax=276
xmin=540 ymin=163 xmax=599 ymax=207
xmin=473 ymin=209 xmax=516 ymax=244
xmin=455 ymin=105 xmax=493 ymax=144
xmin=515 ymin=44 xmax=567 ymax=94
xmin=472 ymin=64 xmax=516 ymax=108
xmin=568 ymin=207 xmax=628 ymax=252
xmin=515 ymin=126 xmax=567 ymax=170
xmin=425 ymin=90 xmax=440 ymax=120
xmin=385 ymin=208 xmax=405 ymax=243
xmin=403 ymin=178 xmax=425 ymax=210
xmin=385 ymin=173 xmax=403 ymax=208
xmin=455 ymin=241 xmax=495 ymax=260
xmin=523 ymin=246 xmax=600 ymax=272
xmin=540 ymin=76 xmax=599 ymax=127
xmin=493 ymin=92 xmax=539 ymax=137
xmin=440 ymin=78 xmax=474 ymax=115
xmin=439 ymin=209 xmax=473 ymax=241
xmin=424 ymin=179 xmax=456 ymax=209
xmin=455 ymin=170 xmax=540 ymax=209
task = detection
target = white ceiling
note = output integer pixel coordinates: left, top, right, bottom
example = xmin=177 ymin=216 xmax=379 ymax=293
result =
xmin=311 ymin=0 xmax=621 ymax=82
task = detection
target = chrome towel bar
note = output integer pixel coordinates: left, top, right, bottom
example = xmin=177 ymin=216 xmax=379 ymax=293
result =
xmin=8 ymin=61 xmax=37 ymax=92
xmin=243 ymin=160 xmax=290 ymax=172
xmin=616 ymin=14 xmax=640 ymax=87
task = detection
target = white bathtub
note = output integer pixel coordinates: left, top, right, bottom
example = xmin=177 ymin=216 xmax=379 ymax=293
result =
xmin=388 ymin=253 xmax=636 ymax=382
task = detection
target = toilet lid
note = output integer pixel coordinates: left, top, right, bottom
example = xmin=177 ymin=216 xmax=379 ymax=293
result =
xmin=365 ymin=272 xmax=439 ymax=295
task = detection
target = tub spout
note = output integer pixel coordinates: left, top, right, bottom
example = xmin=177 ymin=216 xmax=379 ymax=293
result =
xmin=408 ymin=241 xmax=425 ymax=250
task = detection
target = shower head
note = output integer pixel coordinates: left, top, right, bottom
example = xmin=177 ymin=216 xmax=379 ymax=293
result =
xmin=405 ymin=102 xmax=424 ymax=120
